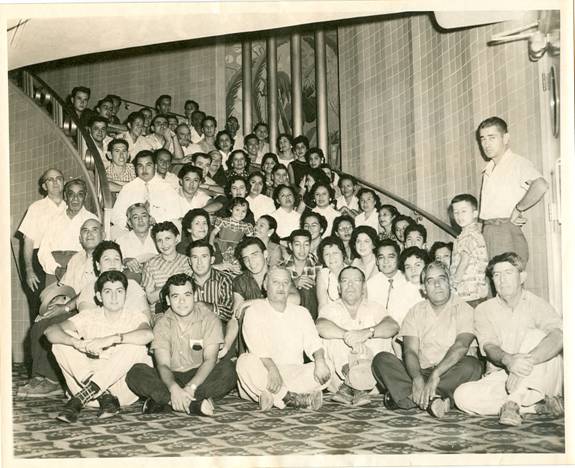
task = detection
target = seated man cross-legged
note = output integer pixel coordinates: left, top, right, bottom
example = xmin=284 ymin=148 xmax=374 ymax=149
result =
xmin=454 ymin=252 xmax=563 ymax=426
xmin=45 ymin=270 xmax=153 ymax=423
xmin=372 ymin=261 xmax=482 ymax=418
xmin=126 ymin=273 xmax=237 ymax=416
xmin=236 ymin=266 xmax=331 ymax=411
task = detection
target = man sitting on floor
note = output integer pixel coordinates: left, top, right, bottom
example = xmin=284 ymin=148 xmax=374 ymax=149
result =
xmin=45 ymin=270 xmax=153 ymax=423
xmin=126 ymin=273 xmax=237 ymax=416
xmin=454 ymin=252 xmax=563 ymax=426
xmin=371 ymin=261 xmax=482 ymax=418
xmin=236 ymin=266 xmax=331 ymax=411
xmin=317 ymin=266 xmax=399 ymax=406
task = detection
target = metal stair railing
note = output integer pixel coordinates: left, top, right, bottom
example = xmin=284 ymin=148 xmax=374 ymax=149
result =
xmin=12 ymin=69 xmax=114 ymax=237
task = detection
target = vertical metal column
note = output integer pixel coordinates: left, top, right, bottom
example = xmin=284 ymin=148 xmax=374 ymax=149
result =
xmin=267 ymin=36 xmax=278 ymax=153
xmin=242 ymin=41 xmax=253 ymax=138
xmin=291 ymin=32 xmax=303 ymax=137
xmin=315 ymin=30 xmax=329 ymax=156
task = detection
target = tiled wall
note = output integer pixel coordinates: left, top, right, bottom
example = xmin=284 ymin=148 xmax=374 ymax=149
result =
xmin=9 ymin=82 xmax=89 ymax=362
xmin=338 ymin=13 xmax=549 ymax=299
xmin=36 ymin=41 xmax=222 ymax=122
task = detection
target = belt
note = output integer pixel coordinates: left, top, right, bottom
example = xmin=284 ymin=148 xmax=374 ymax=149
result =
xmin=482 ymin=218 xmax=510 ymax=226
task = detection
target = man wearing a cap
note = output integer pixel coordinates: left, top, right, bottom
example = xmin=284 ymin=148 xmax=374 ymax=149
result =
xmin=17 ymin=219 xmax=104 ymax=398
xmin=317 ymin=266 xmax=399 ymax=406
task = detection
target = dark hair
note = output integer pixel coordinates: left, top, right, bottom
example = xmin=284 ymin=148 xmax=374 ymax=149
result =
xmin=154 ymin=149 xmax=173 ymax=164
xmin=151 ymin=221 xmax=179 ymax=239
xmin=215 ymin=130 xmax=234 ymax=150
xmin=227 ymin=149 xmax=250 ymax=173
xmin=337 ymin=173 xmax=357 ymax=189
xmin=311 ymin=181 xmax=335 ymax=206
xmin=478 ymin=116 xmax=508 ymax=134
xmin=486 ymin=251 xmax=525 ymax=278
xmin=225 ymin=174 xmax=249 ymax=199
xmin=93 ymin=241 xmax=123 ymax=275
xmin=271 ymin=163 xmax=289 ymax=177
xmin=356 ymin=188 xmax=381 ymax=211
xmin=185 ymin=99 xmax=199 ymax=109
xmin=106 ymin=94 xmax=121 ymax=105
xmin=300 ymin=210 xmax=328 ymax=235
xmin=305 ymin=147 xmax=324 ymax=165
xmin=289 ymin=229 xmax=312 ymax=244
xmin=429 ymin=241 xmax=453 ymax=261
xmin=132 ymin=150 xmax=156 ymax=169
xmin=398 ymin=246 xmax=430 ymax=273
xmin=253 ymin=122 xmax=268 ymax=133
xmin=332 ymin=214 xmax=356 ymax=237
xmin=244 ymin=133 xmax=259 ymax=146
xmin=178 ymin=163 xmax=203 ymax=181
xmin=191 ymin=110 xmax=206 ymax=121
xmin=337 ymin=265 xmax=366 ymax=283
xmin=293 ymin=135 xmax=310 ymax=149
xmin=392 ymin=214 xmax=415 ymax=240
xmin=276 ymin=133 xmax=293 ymax=149
xmin=159 ymin=273 xmax=195 ymax=312
xmin=261 ymin=153 xmax=279 ymax=170
xmin=248 ymin=171 xmax=268 ymax=195
xmin=376 ymin=238 xmax=401 ymax=258
xmin=88 ymin=115 xmax=108 ymax=128
xmin=107 ymin=138 xmax=129 ymax=153
xmin=449 ymin=193 xmax=479 ymax=231
xmin=229 ymin=196 xmax=249 ymax=212
xmin=379 ymin=204 xmax=400 ymax=219
xmin=191 ymin=152 xmax=211 ymax=165
xmin=272 ymin=184 xmax=298 ymax=208
xmin=234 ymin=236 xmax=267 ymax=269
xmin=95 ymin=97 xmax=113 ymax=111
xmin=202 ymin=115 xmax=217 ymax=128
xmin=404 ymin=223 xmax=427 ymax=244
xmin=350 ymin=226 xmax=379 ymax=258
xmin=125 ymin=111 xmax=145 ymax=126
xmin=187 ymin=238 xmax=215 ymax=258
xmin=95 ymin=270 xmax=128 ymax=294
xmin=257 ymin=215 xmax=280 ymax=243
xmin=151 ymin=113 xmax=169 ymax=128
xmin=155 ymin=95 xmax=172 ymax=108
xmin=71 ymin=86 xmax=90 ymax=99
xmin=181 ymin=208 xmax=211 ymax=240
xmin=317 ymin=236 xmax=346 ymax=267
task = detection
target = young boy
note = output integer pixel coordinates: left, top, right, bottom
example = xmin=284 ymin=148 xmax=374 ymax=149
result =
xmin=142 ymin=222 xmax=193 ymax=311
xmin=449 ymin=194 xmax=489 ymax=306
xmin=288 ymin=135 xmax=310 ymax=186
xmin=126 ymin=273 xmax=237 ymax=416
xmin=281 ymin=229 xmax=322 ymax=320
xmin=87 ymin=116 xmax=112 ymax=168
xmin=105 ymin=139 xmax=136 ymax=192
xmin=243 ymin=133 xmax=260 ymax=165
xmin=398 ymin=246 xmax=429 ymax=288
xmin=44 ymin=270 xmax=153 ymax=423
xmin=404 ymin=223 xmax=427 ymax=250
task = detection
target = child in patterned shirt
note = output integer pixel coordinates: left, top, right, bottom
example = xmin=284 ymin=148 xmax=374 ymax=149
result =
xmin=105 ymin=139 xmax=136 ymax=193
xmin=449 ymin=194 xmax=489 ymax=307
xmin=209 ymin=197 xmax=254 ymax=263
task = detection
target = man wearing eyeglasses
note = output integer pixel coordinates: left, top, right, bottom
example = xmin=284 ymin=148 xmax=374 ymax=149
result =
xmin=317 ymin=266 xmax=399 ymax=407
xmin=371 ymin=261 xmax=482 ymax=419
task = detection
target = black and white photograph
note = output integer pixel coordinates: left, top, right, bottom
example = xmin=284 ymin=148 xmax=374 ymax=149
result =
xmin=2 ymin=1 xmax=573 ymax=465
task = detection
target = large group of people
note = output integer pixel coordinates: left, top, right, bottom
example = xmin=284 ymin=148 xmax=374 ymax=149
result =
xmin=16 ymin=89 xmax=563 ymax=430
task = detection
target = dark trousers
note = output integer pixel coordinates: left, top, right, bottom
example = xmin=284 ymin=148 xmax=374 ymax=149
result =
xmin=30 ymin=310 xmax=76 ymax=381
xmin=126 ymin=359 xmax=237 ymax=404
xmin=372 ymin=352 xmax=482 ymax=409
xmin=22 ymin=249 xmax=45 ymax=322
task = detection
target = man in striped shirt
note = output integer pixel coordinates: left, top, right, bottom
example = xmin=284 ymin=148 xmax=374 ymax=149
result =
xmin=142 ymin=222 xmax=192 ymax=314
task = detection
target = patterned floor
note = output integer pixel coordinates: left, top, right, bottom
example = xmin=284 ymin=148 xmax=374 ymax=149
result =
xmin=11 ymin=363 xmax=565 ymax=458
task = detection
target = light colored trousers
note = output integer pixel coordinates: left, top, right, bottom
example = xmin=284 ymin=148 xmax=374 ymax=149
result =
xmin=236 ymin=353 xmax=329 ymax=409
xmin=52 ymin=343 xmax=152 ymax=407
xmin=454 ymin=330 xmax=563 ymax=415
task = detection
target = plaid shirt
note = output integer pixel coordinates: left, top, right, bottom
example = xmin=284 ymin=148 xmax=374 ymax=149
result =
xmin=106 ymin=162 xmax=136 ymax=184
xmin=281 ymin=253 xmax=322 ymax=282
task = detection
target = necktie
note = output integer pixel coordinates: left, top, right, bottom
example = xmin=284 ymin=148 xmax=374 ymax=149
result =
xmin=385 ymin=278 xmax=394 ymax=311
xmin=144 ymin=182 xmax=150 ymax=211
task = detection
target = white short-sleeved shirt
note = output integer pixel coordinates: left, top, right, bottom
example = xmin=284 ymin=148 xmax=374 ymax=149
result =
xmin=77 ymin=278 xmax=150 ymax=318
xmin=319 ymin=299 xmax=392 ymax=354
xmin=367 ymin=270 xmax=423 ymax=326
xmin=355 ymin=210 xmax=379 ymax=231
xmin=37 ymin=207 xmax=99 ymax=275
xmin=247 ymin=194 xmax=276 ymax=220
xmin=243 ymin=299 xmax=323 ymax=365
xmin=18 ymin=197 xmax=67 ymax=248
xmin=176 ymin=189 xmax=212 ymax=218
xmin=271 ymin=207 xmax=301 ymax=239
xmin=336 ymin=195 xmax=359 ymax=212
xmin=399 ymin=297 xmax=474 ymax=369
xmin=474 ymin=289 xmax=562 ymax=373
xmin=118 ymin=132 xmax=149 ymax=161
xmin=480 ymin=150 xmax=544 ymax=219
xmin=115 ymin=230 xmax=157 ymax=264
xmin=60 ymin=251 xmax=96 ymax=294
xmin=111 ymin=175 xmax=180 ymax=232
xmin=313 ymin=205 xmax=341 ymax=237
